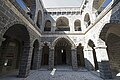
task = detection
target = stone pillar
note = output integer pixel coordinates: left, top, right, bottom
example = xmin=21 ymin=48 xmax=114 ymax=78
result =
xmin=95 ymin=46 xmax=112 ymax=79
xmin=71 ymin=48 xmax=78 ymax=70
xmin=49 ymin=48 xmax=54 ymax=70
xmin=31 ymin=47 xmax=40 ymax=70
xmin=84 ymin=47 xmax=95 ymax=70
xmin=0 ymin=35 xmax=5 ymax=72
xmin=51 ymin=22 xmax=56 ymax=32
xmin=38 ymin=47 xmax=42 ymax=69
xmin=69 ymin=20 xmax=74 ymax=32
xmin=18 ymin=42 xmax=33 ymax=78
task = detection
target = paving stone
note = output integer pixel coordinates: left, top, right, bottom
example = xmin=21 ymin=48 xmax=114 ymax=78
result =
xmin=0 ymin=67 xmax=104 ymax=80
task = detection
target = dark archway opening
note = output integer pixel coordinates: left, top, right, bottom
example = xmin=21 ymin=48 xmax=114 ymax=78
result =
xmin=62 ymin=49 xmax=66 ymax=64
xmin=0 ymin=24 xmax=30 ymax=76
xmin=54 ymin=38 xmax=72 ymax=66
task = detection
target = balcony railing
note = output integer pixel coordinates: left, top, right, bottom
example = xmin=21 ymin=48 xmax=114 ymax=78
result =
xmin=55 ymin=26 xmax=70 ymax=31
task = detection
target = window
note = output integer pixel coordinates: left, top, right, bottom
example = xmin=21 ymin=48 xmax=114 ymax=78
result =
xmin=74 ymin=20 xmax=81 ymax=31
xmin=44 ymin=20 xmax=51 ymax=31
xmin=56 ymin=17 xmax=70 ymax=31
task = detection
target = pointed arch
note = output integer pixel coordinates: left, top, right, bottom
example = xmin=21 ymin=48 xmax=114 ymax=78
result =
xmin=52 ymin=37 xmax=75 ymax=48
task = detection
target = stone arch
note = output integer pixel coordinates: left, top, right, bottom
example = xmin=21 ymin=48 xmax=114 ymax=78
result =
xmin=1 ymin=21 xmax=29 ymax=37
xmin=87 ymin=39 xmax=99 ymax=71
xmin=106 ymin=33 xmax=120 ymax=77
xmin=36 ymin=10 xmax=42 ymax=28
xmin=44 ymin=20 xmax=51 ymax=31
xmin=31 ymin=39 xmax=40 ymax=70
xmin=74 ymin=19 xmax=81 ymax=31
xmin=99 ymin=23 xmax=120 ymax=77
xmin=99 ymin=23 xmax=114 ymax=41
xmin=52 ymin=37 xmax=75 ymax=48
xmin=54 ymin=38 xmax=72 ymax=65
xmin=84 ymin=13 xmax=91 ymax=28
xmin=56 ymin=17 xmax=70 ymax=31
xmin=0 ymin=22 xmax=31 ymax=77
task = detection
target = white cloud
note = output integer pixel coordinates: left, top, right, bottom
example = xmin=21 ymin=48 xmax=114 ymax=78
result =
xmin=42 ymin=0 xmax=83 ymax=8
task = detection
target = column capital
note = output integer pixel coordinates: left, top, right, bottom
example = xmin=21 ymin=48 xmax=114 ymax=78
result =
xmin=0 ymin=37 xmax=5 ymax=41
xmin=84 ymin=47 xmax=93 ymax=51
xmin=0 ymin=35 xmax=6 ymax=46
xmin=40 ymin=42 xmax=44 ymax=46
xmin=49 ymin=46 xmax=54 ymax=50
xmin=71 ymin=46 xmax=77 ymax=50
xmin=94 ymin=46 xmax=107 ymax=49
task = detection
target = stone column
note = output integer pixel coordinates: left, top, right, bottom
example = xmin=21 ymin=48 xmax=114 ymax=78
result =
xmin=71 ymin=48 xmax=78 ymax=70
xmin=18 ymin=42 xmax=33 ymax=78
xmin=84 ymin=47 xmax=95 ymax=70
xmin=32 ymin=47 xmax=40 ymax=70
xmin=49 ymin=47 xmax=54 ymax=70
xmin=69 ymin=20 xmax=74 ymax=32
xmin=95 ymin=46 xmax=112 ymax=79
xmin=38 ymin=47 xmax=43 ymax=69
xmin=0 ymin=35 xmax=5 ymax=72
xmin=51 ymin=22 xmax=56 ymax=32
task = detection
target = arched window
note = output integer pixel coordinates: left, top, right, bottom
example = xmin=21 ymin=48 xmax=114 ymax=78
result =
xmin=84 ymin=13 xmax=91 ymax=28
xmin=36 ymin=10 xmax=42 ymax=28
xmin=74 ymin=20 xmax=81 ymax=31
xmin=56 ymin=17 xmax=70 ymax=31
xmin=44 ymin=20 xmax=51 ymax=31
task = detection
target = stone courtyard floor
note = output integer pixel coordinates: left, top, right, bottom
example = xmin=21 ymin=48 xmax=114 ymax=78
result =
xmin=0 ymin=66 xmax=120 ymax=80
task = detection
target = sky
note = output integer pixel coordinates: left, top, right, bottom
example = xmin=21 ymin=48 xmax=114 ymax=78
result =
xmin=102 ymin=0 xmax=112 ymax=7
xmin=16 ymin=0 xmax=27 ymax=9
xmin=42 ymin=0 xmax=83 ymax=8
xmin=16 ymin=0 xmax=112 ymax=9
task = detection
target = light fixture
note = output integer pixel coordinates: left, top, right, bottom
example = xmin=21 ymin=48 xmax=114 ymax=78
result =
xmin=61 ymin=49 xmax=63 ymax=53
xmin=116 ymin=72 xmax=120 ymax=76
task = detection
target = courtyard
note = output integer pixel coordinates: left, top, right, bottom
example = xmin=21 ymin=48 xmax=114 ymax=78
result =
xmin=0 ymin=66 xmax=103 ymax=80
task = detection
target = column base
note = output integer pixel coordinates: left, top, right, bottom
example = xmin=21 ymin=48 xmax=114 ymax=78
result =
xmin=99 ymin=61 xmax=112 ymax=79
xmin=72 ymin=67 xmax=78 ymax=71
xmin=18 ymin=72 xmax=29 ymax=78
